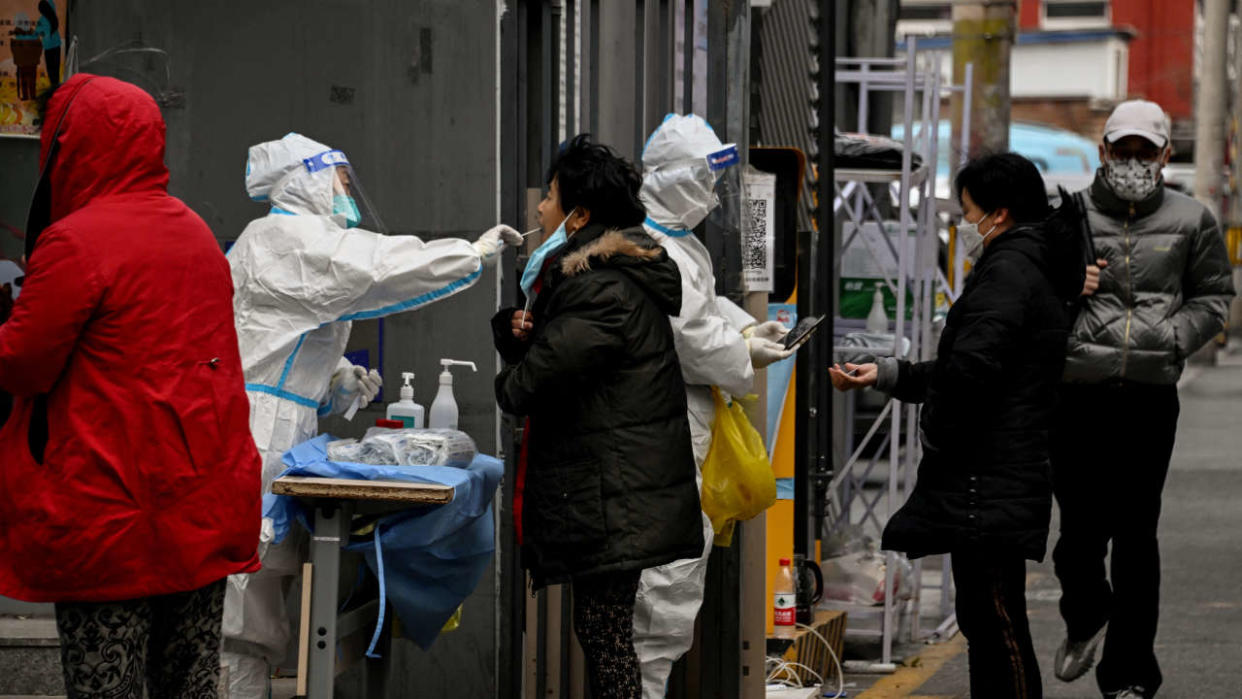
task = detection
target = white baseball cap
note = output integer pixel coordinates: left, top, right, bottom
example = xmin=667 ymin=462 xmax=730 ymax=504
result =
xmin=1103 ymin=100 xmax=1170 ymax=148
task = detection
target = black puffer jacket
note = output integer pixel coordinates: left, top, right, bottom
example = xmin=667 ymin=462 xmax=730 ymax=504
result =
xmin=876 ymin=219 xmax=1083 ymax=560
xmin=493 ymin=224 xmax=703 ymax=587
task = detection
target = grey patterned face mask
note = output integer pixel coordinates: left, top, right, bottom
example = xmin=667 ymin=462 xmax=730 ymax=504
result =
xmin=1105 ymin=156 xmax=1162 ymax=202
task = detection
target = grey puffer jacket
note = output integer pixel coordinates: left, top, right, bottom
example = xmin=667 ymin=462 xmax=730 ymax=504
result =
xmin=1064 ymin=172 xmax=1235 ymax=385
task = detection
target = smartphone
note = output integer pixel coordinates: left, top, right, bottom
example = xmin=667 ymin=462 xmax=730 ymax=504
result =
xmin=782 ymin=315 xmax=825 ymax=351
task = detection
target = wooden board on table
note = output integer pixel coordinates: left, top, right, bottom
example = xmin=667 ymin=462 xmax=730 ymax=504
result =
xmin=272 ymin=476 xmax=454 ymax=504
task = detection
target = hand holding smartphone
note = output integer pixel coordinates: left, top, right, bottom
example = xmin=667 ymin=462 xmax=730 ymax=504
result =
xmin=782 ymin=315 xmax=826 ymax=351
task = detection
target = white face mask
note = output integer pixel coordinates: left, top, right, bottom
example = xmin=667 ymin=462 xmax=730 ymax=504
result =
xmin=1104 ymin=155 xmax=1163 ymax=202
xmin=959 ymin=211 xmax=998 ymax=263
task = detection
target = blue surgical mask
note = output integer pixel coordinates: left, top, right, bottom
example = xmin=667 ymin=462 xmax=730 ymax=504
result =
xmin=520 ymin=209 xmax=576 ymax=298
xmin=333 ymin=194 xmax=361 ymax=227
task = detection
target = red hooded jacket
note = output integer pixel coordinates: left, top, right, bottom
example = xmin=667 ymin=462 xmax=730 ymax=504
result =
xmin=0 ymin=74 xmax=261 ymax=602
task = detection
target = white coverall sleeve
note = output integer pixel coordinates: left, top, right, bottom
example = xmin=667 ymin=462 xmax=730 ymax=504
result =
xmin=244 ymin=220 xmax=485 ymax=326
xmin=715 ymin=296 xmax=758 ymax=333
xmin=665 ymin=246 xmax=755 ymax=397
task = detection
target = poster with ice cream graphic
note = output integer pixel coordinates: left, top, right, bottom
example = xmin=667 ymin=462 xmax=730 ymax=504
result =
xmin=1 ymin=0 xmax=64 ymax=136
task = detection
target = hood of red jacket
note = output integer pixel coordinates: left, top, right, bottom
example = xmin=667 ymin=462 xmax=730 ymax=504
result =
xmin=39 ymin=73 xmax=171 ymax=224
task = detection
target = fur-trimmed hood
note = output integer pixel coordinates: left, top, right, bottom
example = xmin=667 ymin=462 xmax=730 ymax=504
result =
xmin=556 ymin=225 xmax=682 ymax=316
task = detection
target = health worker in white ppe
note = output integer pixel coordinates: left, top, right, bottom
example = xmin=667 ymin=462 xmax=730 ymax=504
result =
xmin=633 ymin=114 xmax=792 ymax=697
xmin=222 ymin=132 xmax=521 ymax=697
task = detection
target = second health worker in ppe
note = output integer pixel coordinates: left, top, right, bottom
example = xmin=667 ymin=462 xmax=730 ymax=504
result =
xmin=223 ymin=132 xmax=521 ymax=698
xmin=634 ymin=114 xmax=792 ymax=698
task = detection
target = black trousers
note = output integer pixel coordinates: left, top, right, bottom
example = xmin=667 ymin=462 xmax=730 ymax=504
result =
xmin=54 ymin=579 xmax=225 ymax=699
xmin=572 ymin=570 xmax=642 ymax=699
xmin=953 ymin=550 xmax=1042 ymax=698
xmin=45 ymin=46 xmax=62 ymax=88
xmin=1051 ymin=381 xmax=1179 ymax=696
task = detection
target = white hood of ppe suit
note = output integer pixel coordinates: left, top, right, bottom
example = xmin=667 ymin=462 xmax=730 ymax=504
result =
xmin=245 ymin=132 xmax=339 ymax=217
xmin=639 ymin=114 xmax=754 ymax=424
xmin=223 ymin=133 xmax=486 ymax=682
xmin=641 ymin=114 xmax=731 ymax=232
xmin=633 ymin=114 xmax=756 ymax=699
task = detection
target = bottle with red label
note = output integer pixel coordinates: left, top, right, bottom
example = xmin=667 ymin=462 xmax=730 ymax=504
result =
xmin=774 ymin=557 xmax=796 ymax=638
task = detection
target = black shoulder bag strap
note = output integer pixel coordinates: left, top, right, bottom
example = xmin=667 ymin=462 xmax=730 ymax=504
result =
xmin=1073 ymin=191 xmax=1097 ymax=264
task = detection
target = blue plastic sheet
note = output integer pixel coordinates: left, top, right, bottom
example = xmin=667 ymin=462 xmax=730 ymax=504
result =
xmin=264 ymin=435 xmax=503 ymax=649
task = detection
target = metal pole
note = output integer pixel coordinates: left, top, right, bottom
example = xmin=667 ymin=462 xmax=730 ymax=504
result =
xmin=812 ymin=0 xmax=835 ymax=561
xmin=880 ymin=35 xmax=919 ymax=667
xmin=658 ymin=0 xmax=672 ymax=117
xmin=635 ymin=0 xmax=647 ymax=161
xmin=802 ymin=0 xmax=835 ymax=566
xmin=589 ymin=0 xmax=601 ymax=134
xmin=1195 ymin=0 xmax=1230 ymax=221
xmin=959 ymin=61 xmax=973 ymax=168
xmin=682 ymin=0 xmax=695 ymax=115
xmin=1233 ymin=11 xmax=1242 ymax=230
xmin=307 ymin=503 xmax=351 ymax=699
xmin=566 ymin=0 xmax=577 ymax=138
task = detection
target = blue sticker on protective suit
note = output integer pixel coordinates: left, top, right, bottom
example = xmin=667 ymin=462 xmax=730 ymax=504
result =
xmin=707 ymin=145 xmax=740 ymax=171
xmin=303 ymin=149 xmax=351 ymax=173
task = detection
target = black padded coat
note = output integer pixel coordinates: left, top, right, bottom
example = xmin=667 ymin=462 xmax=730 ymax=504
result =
xmin=493 ymin=224 xmax=703 ymax=587
xmin=877 ymin=221 xmax=1083 ymax=561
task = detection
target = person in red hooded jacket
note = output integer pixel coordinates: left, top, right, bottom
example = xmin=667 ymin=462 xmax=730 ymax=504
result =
xmin=0 ymin=74 xmax=261 ymax=698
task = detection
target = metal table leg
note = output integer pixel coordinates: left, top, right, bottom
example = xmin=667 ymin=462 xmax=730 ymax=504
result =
xmin=307 ymin=501 xmax=352 ymax=699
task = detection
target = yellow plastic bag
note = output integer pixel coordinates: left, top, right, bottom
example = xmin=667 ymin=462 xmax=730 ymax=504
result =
xmin=700 ymin=388 xmax=777 ymax=547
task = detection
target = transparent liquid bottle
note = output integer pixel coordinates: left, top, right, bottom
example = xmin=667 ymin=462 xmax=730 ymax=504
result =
xmin=866 ymin=282 xmax=888 ymax=333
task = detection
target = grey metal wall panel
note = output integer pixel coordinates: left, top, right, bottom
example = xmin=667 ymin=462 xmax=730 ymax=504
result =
xmin=595 ymin=2 xmax=638 ymax=157
xmin=56 ymin=2 xmax=505 ymax=697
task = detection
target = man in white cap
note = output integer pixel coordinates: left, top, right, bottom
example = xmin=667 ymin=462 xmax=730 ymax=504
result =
xmin=1051 ymin=101 xmax=1234 ymax=698
xmin=222 ymin=133 xmax=521 ymax=698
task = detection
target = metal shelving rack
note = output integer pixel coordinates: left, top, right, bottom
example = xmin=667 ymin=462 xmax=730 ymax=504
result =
xmin=817 ymin=38 xmax=973 ymax=664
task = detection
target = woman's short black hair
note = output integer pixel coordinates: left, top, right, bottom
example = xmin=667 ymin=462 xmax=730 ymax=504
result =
xmin=546 ymin=134 xmax=646 ymax=229
xmin=954 ymin=152 xmax=1050 ymax=224
xmin=38 ymin=1 xmax=58 ymax=31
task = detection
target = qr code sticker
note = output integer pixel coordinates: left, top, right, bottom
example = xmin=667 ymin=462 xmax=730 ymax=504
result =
xmin=744 ymin=198 xmax=768 ymax=270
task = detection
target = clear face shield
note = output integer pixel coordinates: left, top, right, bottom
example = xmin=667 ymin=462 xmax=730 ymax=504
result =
xmin=705 ymin=145 xmax=746 ymax=237
xmin=301 ymin=149 xmax=389 ymax=233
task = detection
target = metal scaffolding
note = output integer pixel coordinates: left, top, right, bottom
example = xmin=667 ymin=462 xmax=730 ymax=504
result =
xmin=817 ymin=38 xmax=973 ymax=664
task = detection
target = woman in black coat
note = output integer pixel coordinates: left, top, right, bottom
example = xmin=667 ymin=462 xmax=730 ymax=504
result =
xmin=830 ymin=153 xmax=1085 ymax=699
xmin=492 ymin=135 xmax=701 ymax=699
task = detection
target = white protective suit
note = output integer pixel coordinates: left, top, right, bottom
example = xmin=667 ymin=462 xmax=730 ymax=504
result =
xmin=632 ymin=115 xmax=760 ymax=698
xmin=222 ymin=133 xmax=513 ymax=698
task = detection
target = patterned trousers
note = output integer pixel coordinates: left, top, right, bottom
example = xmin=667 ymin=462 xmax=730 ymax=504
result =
xmin=573 ymin=570 xmax=642 ymax=699
xmin=54 ymin=579 xmax=226 ymax=699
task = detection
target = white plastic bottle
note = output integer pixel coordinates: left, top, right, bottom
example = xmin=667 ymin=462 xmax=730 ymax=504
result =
xmin=386 ymin=372 xmax=425 ymax=428
xmin=774 ymin=557 xmax=796 ymax=638
xmin=865 ymin=282 xmax=888 ymax=333
xmin=428 ymin=359 xmax=478 ymax=430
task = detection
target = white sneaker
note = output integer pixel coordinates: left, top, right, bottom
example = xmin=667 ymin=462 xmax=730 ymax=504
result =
xmin=1054 ymin=625 xmax=1107 ymax=682
xmin=1109 ymin=686 xmax=1147 ymax=699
